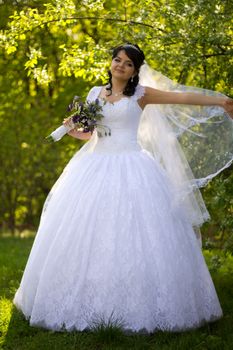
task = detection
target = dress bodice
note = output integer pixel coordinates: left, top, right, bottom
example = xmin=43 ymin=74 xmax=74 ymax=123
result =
xmin=86 ymin=85 xmax=145 ymax=153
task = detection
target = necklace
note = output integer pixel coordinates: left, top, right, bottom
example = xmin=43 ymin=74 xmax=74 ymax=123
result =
xmin=111 ymin=90 xmax=123 ymax=97
xmin=106 ymin=84 xmax=124 ymax=97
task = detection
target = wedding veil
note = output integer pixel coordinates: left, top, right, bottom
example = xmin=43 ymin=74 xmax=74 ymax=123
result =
xmin=137 ymin=63 xmax=233 ymax=243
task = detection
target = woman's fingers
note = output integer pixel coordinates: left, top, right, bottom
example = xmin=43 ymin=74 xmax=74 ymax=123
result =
xmin=63 ymin=117 xmax=74 ymax=127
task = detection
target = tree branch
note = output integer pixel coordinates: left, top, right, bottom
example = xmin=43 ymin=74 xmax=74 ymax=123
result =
xmin=201 ymin=51 xmax=233 ymax=58
xmin=21 ymin=16 xmax=166 ymax=34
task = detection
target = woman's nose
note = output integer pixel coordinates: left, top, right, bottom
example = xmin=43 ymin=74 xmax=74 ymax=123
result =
xmin=118 ymin=61 xmax=125 ymax=67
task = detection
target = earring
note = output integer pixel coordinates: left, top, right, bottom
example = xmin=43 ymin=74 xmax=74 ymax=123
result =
xmin=131 ymin=76 xmax=134 ymax=82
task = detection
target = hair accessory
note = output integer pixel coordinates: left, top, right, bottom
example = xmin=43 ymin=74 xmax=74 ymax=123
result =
xmin=123 ymin=44 xmax=141 ymax=52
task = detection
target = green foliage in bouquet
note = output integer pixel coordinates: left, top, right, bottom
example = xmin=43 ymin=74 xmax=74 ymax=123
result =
xmin=66 ymin=96 xmax=110 ymax=136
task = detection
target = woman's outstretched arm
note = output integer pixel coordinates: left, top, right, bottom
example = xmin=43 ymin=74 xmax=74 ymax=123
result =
xmin=140 ymin=87 xmax=233 ymax=118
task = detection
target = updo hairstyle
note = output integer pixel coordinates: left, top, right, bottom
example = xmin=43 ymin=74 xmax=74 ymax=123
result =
xmin=106 ymin=43 xmax=145 ymax=97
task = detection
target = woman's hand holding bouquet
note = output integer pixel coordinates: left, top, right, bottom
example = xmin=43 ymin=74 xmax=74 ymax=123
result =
xmin=44 ymin=96 xmax=110 ymax=143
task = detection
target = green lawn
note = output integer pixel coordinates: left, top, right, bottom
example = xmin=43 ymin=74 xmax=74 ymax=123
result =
xmin=0 ymin=236 xmax=233 ymax=350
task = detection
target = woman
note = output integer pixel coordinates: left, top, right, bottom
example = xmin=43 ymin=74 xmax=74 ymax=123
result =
xmin=14 ymin=43 xmax=233 ymax=334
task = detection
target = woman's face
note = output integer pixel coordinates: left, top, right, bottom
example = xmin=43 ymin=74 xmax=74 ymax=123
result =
xmin=110 ymin=50 xmax=136 ymax=81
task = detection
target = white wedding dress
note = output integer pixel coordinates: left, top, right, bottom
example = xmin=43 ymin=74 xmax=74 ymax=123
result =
xmin=13 ymin=84 xmax=223 ymax=333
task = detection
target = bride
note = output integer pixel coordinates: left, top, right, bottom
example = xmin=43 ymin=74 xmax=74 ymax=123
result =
xmin=13 ymin=43 xmax=233 ymax=334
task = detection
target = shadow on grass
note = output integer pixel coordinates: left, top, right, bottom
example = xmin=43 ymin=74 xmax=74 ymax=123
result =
xmin=2 ymin=306 xmax=152 ymax=350
xmin=2 ymin=302 xmax=229 ymax=350
xmin=1 ymin=236 xmax=233 ymax=349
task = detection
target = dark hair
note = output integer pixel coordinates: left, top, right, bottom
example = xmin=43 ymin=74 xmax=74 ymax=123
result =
xmin=106 ymin=43 xmax=145 ymax=97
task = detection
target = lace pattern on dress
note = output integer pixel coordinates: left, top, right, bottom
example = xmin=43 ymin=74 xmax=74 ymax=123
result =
xmin=132 ymin=84 xmax=145 ymax=101
xmin=86 ymin=85 xmax=145 ymax=103
xmin=86 ymin=87 xmax=99 ymax=102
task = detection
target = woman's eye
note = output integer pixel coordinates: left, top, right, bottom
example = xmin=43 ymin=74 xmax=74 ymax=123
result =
xmin=113 ymin=58 xmax=133 ymax=67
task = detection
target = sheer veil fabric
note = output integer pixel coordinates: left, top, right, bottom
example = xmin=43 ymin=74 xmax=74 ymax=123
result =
xmin=137 ymin=63 xmax=233 ymax=243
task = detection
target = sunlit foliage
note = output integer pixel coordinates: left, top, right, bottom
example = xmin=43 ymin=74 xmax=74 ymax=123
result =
xmin=0 ymin=0 xmax=232 ymax=249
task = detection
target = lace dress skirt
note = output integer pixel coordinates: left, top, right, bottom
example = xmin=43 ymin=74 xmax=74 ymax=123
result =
xmin=13 ymin=142 xmax=223 ymax=333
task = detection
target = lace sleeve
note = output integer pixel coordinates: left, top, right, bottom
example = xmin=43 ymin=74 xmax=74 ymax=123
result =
xmin=132 ymin=84 xmax=145 ymax=101
xmin=86 ymin=86 xmax=100 ymax=102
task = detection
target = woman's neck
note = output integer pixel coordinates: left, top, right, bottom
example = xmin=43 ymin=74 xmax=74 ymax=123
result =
xmin=110 ymin=77 xmax=127 ymax=92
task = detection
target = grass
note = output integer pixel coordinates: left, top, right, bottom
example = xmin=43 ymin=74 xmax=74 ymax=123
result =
xmin=0 ymin=235 xmax=233 ymax=350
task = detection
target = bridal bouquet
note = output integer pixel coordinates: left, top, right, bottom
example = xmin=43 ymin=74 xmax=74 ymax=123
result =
xmin=45 ymin=96 xmax=111 ymax=143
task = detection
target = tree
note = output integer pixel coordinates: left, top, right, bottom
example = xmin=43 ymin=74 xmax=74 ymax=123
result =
xmin=0 ymin=0 xmax=232 ymax=248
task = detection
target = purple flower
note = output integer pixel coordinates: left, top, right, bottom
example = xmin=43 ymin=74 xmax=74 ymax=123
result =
xmin=79 ymin=102 xmax=84 ymax=111
xmin=64 ymin=95 xmax=110 ymax=139
xmin=88 ymin=104 xmax=95 ymax=113
xmin=45 ymin=94 xmax=110 ymax=144
xmin=66 ymin=96 xmax=80 ymax=112
xmin=66 ymin=103 xmax=74 ymax=112
xmin=72 ymin=114 xmax=80 ymax=123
